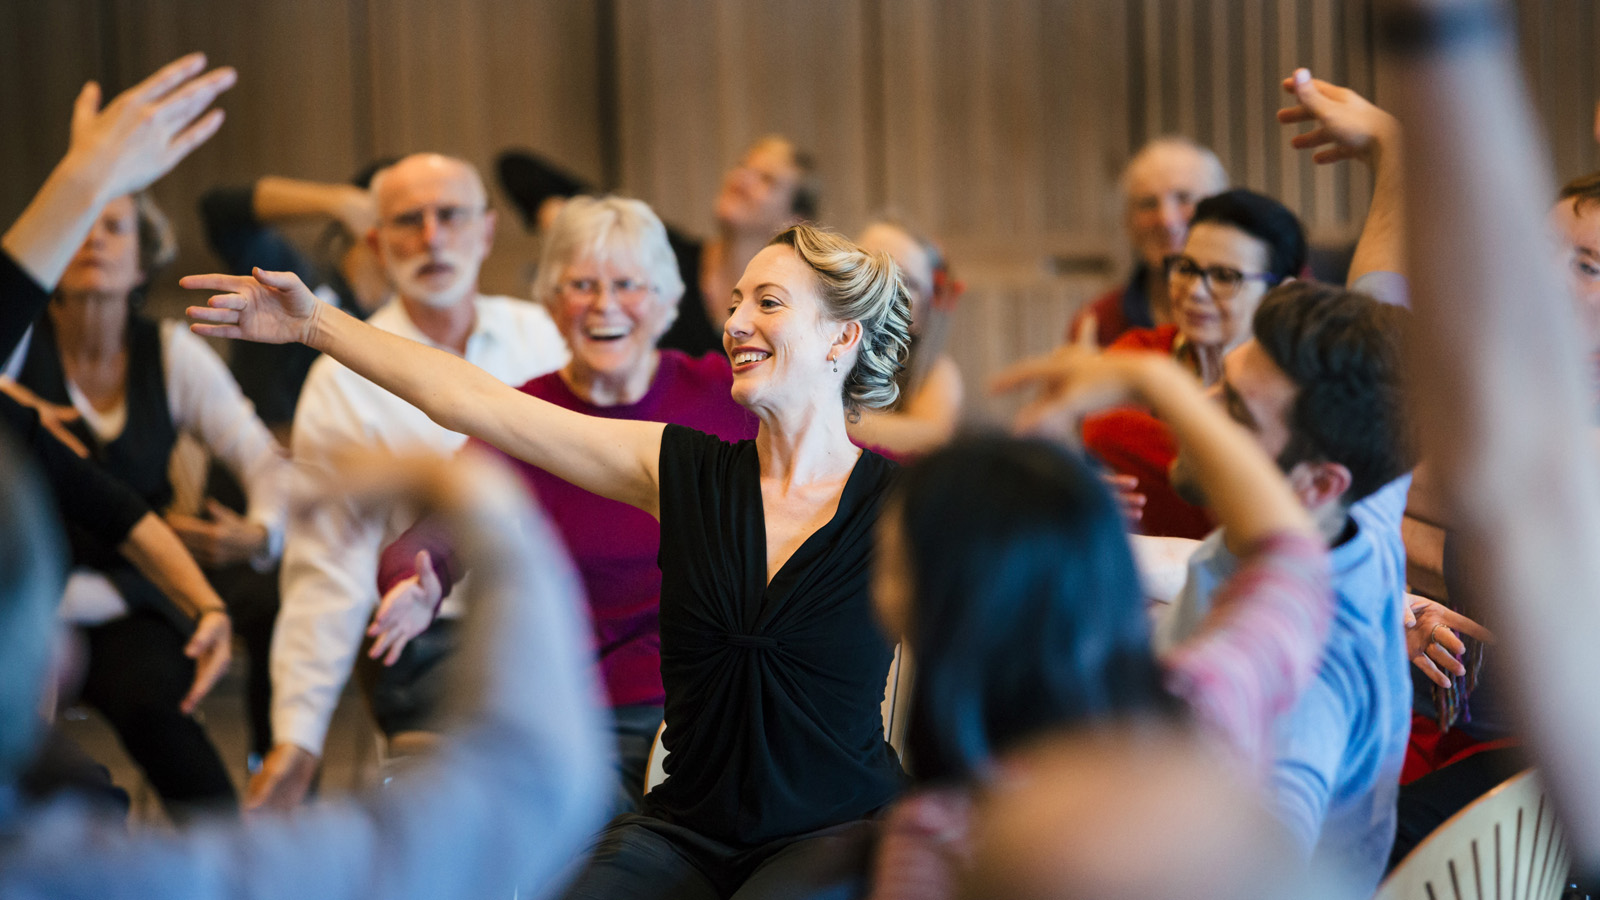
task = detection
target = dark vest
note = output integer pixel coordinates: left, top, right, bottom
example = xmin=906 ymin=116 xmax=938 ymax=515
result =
xmin=17 ymin=312 xmax=188 ymax=630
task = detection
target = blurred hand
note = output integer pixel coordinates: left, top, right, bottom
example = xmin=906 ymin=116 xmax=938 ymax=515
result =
xmin=1403 ymin=593 xmax=1495 ymax=688
xmin=0 ymin=378 xmax=87 ymax=457
xmin=369 ymin=550 xmax=444 ymax=666
xmin=183 ymin=267 xmax=324 ymax=345
xmin=246 ymin=743 xmax=320 ymax=813
xmin=1102 ymin=473 xmax=1146 ymax=526
xmin=65 ymin=52 xmax=237 ymax=200
xmin=335 ymin=186 xmax=379 ymax=238
xmin=181 ymin=609 xmax=232 ymax=714
xmin=992 ymin=346 xmax=1165 ymax=441
xmin=166 ymin=499 xmax=268 ymax=567
xmin=1278 ymin=67 xmax=1400 ymax=166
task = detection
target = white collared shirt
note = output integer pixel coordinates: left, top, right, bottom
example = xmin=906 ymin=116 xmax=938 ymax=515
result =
xmin=273 ymin=294 xmax=568 ymax=755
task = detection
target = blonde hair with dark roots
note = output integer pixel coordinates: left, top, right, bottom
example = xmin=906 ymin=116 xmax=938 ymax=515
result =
xmin=769 ymin=224 xmax=913 ymax=415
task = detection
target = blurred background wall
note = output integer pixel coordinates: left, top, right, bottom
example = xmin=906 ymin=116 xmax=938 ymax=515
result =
xmin=4 ymin=0 xmax=1599 ymax=421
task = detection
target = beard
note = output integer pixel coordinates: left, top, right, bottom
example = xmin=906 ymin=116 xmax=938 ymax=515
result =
xmin=389 ymin=250 xmax=477 ymax=309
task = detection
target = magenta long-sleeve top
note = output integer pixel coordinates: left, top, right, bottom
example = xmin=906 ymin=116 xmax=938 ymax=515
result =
xmin=378 ymin=350 xmax=759 ymax=707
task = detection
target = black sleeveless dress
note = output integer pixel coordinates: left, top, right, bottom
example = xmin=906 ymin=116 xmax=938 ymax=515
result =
xmin=645 ymin=425 xmax=905 ymax=847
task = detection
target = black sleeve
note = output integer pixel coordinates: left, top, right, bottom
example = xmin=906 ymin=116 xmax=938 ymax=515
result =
xmin=0 ymin=252 xmax=52 ymax=362
xmin=199 ymin=185 xmax=319 ymax=282
xmin=0 ymin=393 xmax=150 ymax=548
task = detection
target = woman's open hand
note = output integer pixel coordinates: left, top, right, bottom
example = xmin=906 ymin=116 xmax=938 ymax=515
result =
xmin=183 ymin=267 xmax=324 ymax=345
xmin=368 ymin=550 xmax=445 ymax=666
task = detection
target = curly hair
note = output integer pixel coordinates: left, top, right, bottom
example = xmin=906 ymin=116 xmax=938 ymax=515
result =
xmin=768 ymin=224 xmax=913 ymax=415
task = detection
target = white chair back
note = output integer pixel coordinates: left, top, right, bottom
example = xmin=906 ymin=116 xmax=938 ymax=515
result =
xmin=1376 ymin=769 xmax=1571 ymax=900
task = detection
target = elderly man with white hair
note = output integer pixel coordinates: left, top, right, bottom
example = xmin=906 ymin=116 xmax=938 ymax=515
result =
xmin=1070 ymin=136 xmax=1229 ymax=347
xmin=252 ymin=153 xmax=569 ymax=811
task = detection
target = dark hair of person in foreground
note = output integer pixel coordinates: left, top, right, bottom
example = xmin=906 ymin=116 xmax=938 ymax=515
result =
xmin=893 ymin=435 xmax=1183 ymax=783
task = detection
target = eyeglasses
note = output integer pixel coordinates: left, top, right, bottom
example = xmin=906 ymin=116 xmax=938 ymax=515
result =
xmin=1164 ymin=254 xmax=1280 ymax=301
xmin=381 ymin=204 xmax=486 ymax=234
xmin=559 ymin=277 xmax=655 ymax=304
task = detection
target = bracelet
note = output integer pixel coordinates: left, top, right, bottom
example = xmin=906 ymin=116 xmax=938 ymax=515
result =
xmin=1376 ymin=3 xmax=1510 ymax=56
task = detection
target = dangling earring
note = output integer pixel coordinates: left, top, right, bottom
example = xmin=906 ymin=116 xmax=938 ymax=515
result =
xmin=831 ymin=355 xmax=838 ymax=374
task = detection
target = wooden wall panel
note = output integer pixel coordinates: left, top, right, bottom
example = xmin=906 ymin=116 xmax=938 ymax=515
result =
xmin=5 ymin=0 xmax=1600 ymax=417
xmin=0 ymin=2 xmax=109 ymax=225
xmin=613 ymin=0 xmax=873 ymax=237
xmin=1515 ymin=0 xmax=1600 ymax=186
xmin=362 ymin=0 xmax=603 ymax=295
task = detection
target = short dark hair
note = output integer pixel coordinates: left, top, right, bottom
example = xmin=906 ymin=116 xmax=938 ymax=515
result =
xmin=1559 ymin=170 xmax=1600 ymax=214
xmin=1189 ymin=189 xmax=1307 ymax=282
xmin=894 ymin=435 xmax=1180 ymax=783
xmin=1251 ymin=281 xmax=1414 ymax=503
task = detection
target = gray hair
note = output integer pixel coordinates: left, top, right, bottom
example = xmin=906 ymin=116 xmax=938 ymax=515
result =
xmin=131 ymin=190 xmax=177 ymax=279
xmin=531 ymin=195 xmax=684 ymax=326
xmin=1120 ymin=136 xmax=1228 ymax=199
xmin=769 ymin=224 xmax=913 ymax=415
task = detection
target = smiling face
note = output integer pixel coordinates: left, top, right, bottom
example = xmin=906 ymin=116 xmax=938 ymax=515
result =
xmin=723 ymin=244 xmax=847 ymax=415
xmin=1170 ymin=222 xmax=1275 ymax=351
xmin=715 ymin=138 xmax=803 ymax=236
xmin=58 ymin=195 xmax=144 ymax=299
xmin=551 ymin=250 xmax=673 ymax=387
xmin=1552 ymin=197 xmax=1600 ymax=351
xmin=370 ymin=154 xmax=495 ymax=309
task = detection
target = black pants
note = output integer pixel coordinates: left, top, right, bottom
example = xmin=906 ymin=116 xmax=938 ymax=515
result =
xmin=208 ymin=561 xmax=279 ymax=759
xmin=78 ymin=610 xmax=237 ymax=822
xmin=561 ymin=813 xmax=876 ymax=900
xmin=1388 ymin=745 xmax=1529 ymax=871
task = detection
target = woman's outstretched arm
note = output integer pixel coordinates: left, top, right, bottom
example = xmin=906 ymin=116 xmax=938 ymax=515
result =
xmin=185 ymin=268 xmax=666 ymax=515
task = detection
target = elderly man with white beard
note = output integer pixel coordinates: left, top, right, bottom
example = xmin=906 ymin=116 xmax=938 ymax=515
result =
xmin=249 ymin=153 xmax=569 ymax=810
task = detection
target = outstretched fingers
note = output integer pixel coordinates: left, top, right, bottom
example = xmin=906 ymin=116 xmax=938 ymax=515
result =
xmin=129 ymin=52 xmax=208 ymax=105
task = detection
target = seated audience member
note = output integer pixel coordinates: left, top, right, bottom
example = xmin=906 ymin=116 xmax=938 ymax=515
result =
xmin=847 ymin=220 xmax=965 ymax=457
xmin=1276 ymin=66 xmax=1530 ymax=870
xmin=498 ymin=135 xmax=821 ymax=357
xmin=1068 ymin=137 xmax=1229 ymax=347
xmin=252 ymin=153 xmax=570 ymax=810
xmin=1083 ymin=188 xmax=1308 ymax=538
xmin=198 ymin=166 xmax=394 ymax=767
xmin=867 ymin=347 xmax=1333 ymax=900
xmin=1150 ymin=282 xmax=1414 ymax=892
xmin=2 ymin=186 xmax=289 ymax=820
xmin=0 ymin=438 xmax=611 ymax=900
xmin=200 ymin=168 xmax=393 ymax=442
xmin=372 ymin=195 xmax=757 ymax=816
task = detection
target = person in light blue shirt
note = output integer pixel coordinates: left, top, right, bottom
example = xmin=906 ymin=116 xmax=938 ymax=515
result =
xmin=1155 ymin=279 xmax=1414 ymax=893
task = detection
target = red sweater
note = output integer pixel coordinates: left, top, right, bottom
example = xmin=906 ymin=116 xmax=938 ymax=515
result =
xmin=1081 ymin=325 xmax=1216 ymax=540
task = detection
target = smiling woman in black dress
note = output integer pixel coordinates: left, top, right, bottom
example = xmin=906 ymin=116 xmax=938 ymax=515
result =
xmin=185 ymin=221 xmax=914 ymax=899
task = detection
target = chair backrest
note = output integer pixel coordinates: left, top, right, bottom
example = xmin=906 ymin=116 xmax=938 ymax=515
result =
xmin=644 ymin=644 xmax=912 ymax=795
xmin=1375 ymin=769 xmax=1571 ymax=900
